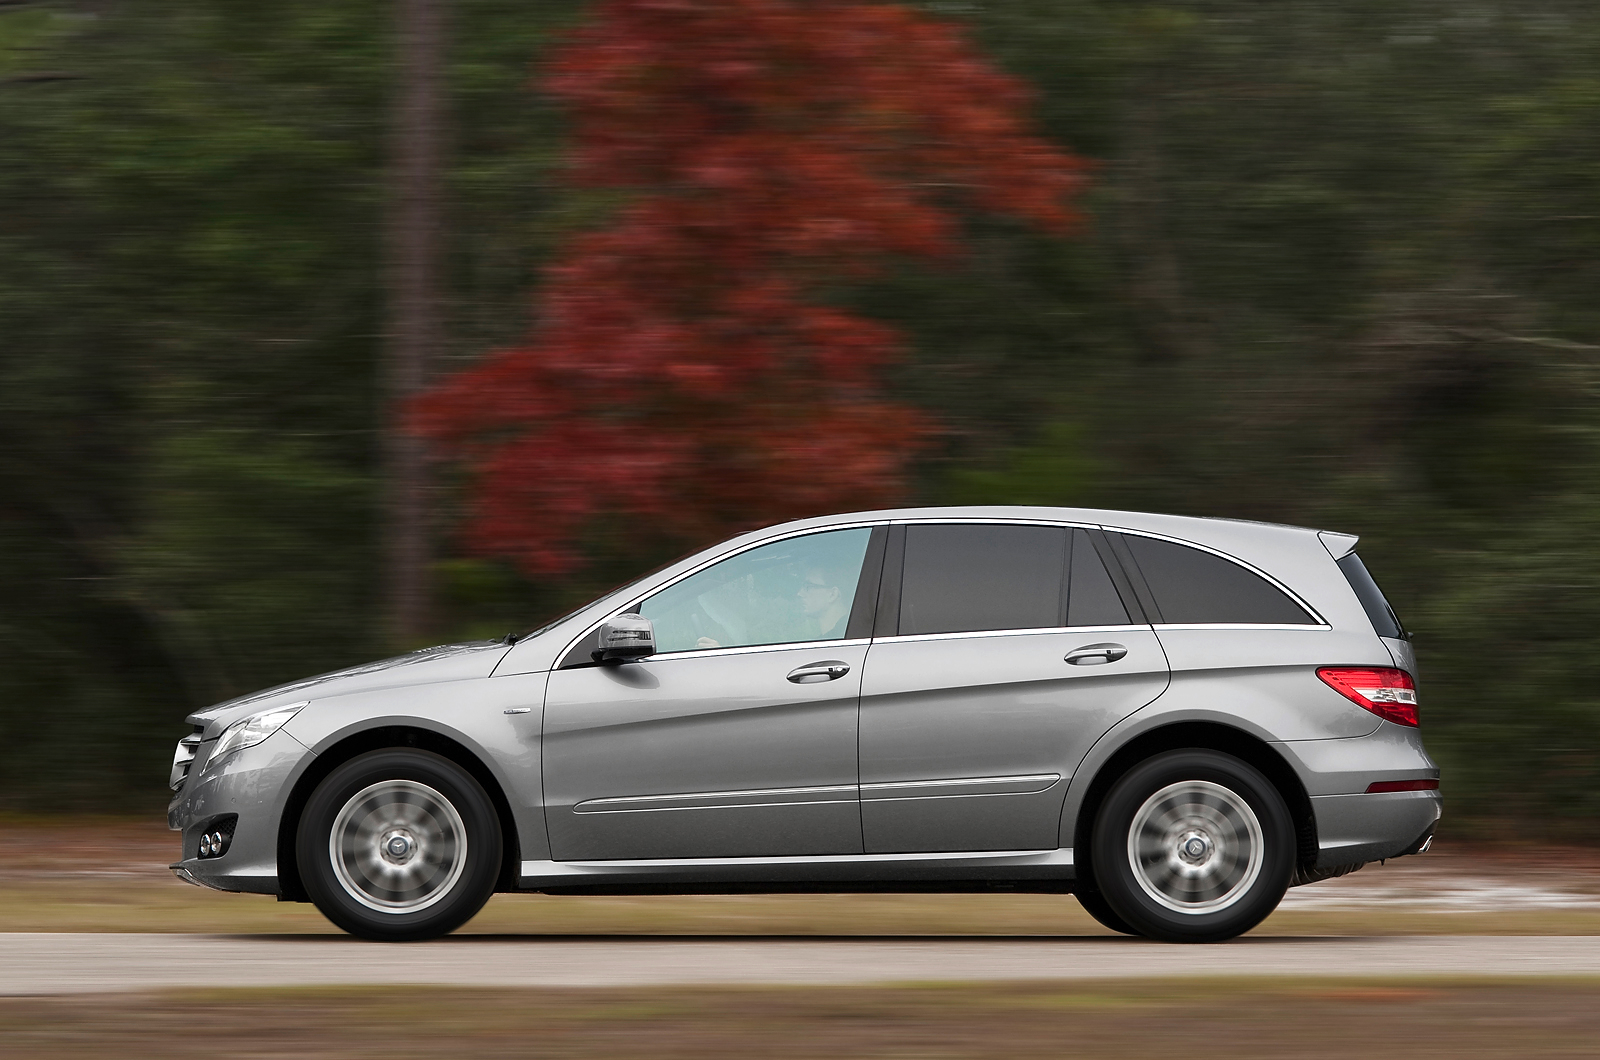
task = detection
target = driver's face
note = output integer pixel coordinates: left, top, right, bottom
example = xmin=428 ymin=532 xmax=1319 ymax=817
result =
xmin=798 ymin=575 xmax=838 ymax=615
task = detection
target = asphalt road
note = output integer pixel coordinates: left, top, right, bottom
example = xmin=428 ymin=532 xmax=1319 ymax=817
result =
xmin=3 ymin=934 xmax=1599 ymax=994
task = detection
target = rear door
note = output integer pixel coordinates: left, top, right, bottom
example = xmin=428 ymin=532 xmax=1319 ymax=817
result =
xmin=857 ymin=522 xmax=1169 ymax=853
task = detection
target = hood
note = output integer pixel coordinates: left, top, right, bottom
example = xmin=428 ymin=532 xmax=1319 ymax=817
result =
xmin=186 ymin=640 xmax=512 ymax=737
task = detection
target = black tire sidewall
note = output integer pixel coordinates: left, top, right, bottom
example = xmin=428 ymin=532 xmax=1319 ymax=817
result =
xmin=1092 ymin=749 xmax=1293 ymax=943
xmin=1073 ymin=885 xmax=1141 ymax=936
xmin=296 ymin=748 xmax=502 ymax=941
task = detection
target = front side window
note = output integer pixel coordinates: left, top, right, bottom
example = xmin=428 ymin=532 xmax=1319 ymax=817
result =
xmin=1118 ymin=533 xmax=1314 ymax=625
xmin=640 ymin=528 xmax=873 ymax=653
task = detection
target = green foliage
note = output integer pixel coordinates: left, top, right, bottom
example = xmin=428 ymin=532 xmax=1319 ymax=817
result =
xmin=945 ymin=423 xmax=1099 ymax=509
xmin=0 ymin=0 xmax=570 ymax=809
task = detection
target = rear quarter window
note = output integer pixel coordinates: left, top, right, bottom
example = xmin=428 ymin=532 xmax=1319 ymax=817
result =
xmin=1336 ymin=553 xmax=1407 ymax=640
xmin=1117 ymin=533 xmax=1315 ymax=625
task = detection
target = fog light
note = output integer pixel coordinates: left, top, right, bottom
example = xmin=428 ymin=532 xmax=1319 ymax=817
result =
xmin=194 ymin=816 xmax=237 ymax=860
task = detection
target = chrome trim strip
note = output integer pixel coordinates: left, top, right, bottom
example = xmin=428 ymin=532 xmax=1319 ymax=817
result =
xmin=873 ymin=624 xmax=1149 ymax=645
xmin=889 ymin=517 xmax=1100 ymax=528
xmin=521 ymin=846 xmax=1074 ymax=878
xmin=1151 ymin=623 xmax=1332 ymax=632
xmin=575 ymin=783 xmax=858 ymax=814
xmin=555 ymin=514 xmax=1328 ymax=665
xmin=1099 ymin=524 xmax=1329 ymax=626
xmin=645 ymin=638 xmax=869 ymax=661
xmin=861 ymin=773 xmax=1061 ymax=801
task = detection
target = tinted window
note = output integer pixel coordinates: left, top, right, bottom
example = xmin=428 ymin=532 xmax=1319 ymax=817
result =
xmin=1067 ymin=529 xmax=1130 ymax=626
xmin=900 ymin=524 xmax=1066 ymax=635
xmin=641 ymin=528 xmax=872 ymax=653
xmin=1120 ymin=534 xmax=1314 ymax=625
xmin=1337 ymin=553 xmax=1407 ymax=640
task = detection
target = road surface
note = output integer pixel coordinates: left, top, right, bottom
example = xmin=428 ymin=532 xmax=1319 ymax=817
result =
xmin=2 ymin=933 xmax=1598 ymax=994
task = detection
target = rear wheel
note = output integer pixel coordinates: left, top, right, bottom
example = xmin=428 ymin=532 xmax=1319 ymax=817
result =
xmin=296 ymin=748 xmax=502 ymax=941
xmin=1092 ymin=749 xmax=1293 ymax=943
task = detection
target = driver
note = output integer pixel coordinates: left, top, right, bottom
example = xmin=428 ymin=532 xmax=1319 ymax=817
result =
xmin=797 ymin=564 xmax=852 ymax=640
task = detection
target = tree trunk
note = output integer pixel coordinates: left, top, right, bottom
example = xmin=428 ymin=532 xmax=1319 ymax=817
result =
xmin=385 ymin=0 xmax=444 ymax=648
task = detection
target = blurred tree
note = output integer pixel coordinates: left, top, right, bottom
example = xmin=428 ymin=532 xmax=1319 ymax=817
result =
xmin=413 ymin=0 xmax=1085 ymax=577
xmin=0 ymin=0 xmax=569 ymax=807
xmin=386 ymin=0 xmax=446 ymax=647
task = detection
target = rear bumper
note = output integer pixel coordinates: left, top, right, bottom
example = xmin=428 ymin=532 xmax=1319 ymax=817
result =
xmin=1308 ymin=789 xmax=1441 ymax=868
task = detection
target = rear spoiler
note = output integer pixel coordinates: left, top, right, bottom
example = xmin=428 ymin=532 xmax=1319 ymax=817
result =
xmin=1318 ymin=531 xmax=1359 ymax=560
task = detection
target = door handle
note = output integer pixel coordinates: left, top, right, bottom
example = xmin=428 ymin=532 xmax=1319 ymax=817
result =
xmin=1065 ymin=643 xmax=1128 ymax=666
xmin=787 ymin=661 xmax=851 ymax=683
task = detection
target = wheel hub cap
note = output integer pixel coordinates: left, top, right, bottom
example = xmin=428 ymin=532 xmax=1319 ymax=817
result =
xmin=329 ymin=779 xmax=467 ymax=914
xmin=1180 ymin=833 xmax=1212 ymax=862
xmin=1127 ymin=780 xmax=1264 ymax=915
xmin=382 ymin=831 xmax=417 ymax=863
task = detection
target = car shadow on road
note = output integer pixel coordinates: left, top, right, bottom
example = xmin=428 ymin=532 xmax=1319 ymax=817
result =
xmin=225 ymin=932 xmax=1376 ymax=944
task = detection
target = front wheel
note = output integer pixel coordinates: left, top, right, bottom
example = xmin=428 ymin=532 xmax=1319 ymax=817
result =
xmin=296 ymin=748 xmax=502 ymax=941
xmin=1091 ymin=749 xmax=1293 ymax=943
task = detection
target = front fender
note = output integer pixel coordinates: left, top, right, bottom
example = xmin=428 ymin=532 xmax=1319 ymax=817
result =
xmin=280 ymin=670 xmax=551 ymax=862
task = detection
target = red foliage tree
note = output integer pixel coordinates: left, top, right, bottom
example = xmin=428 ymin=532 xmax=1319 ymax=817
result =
xmin=414 ymin=0 xmax=1085 ymax=576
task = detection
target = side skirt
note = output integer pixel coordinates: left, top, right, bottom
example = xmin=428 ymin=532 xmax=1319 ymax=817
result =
xmin=519 ymin=847 xmax=1075 ymax=895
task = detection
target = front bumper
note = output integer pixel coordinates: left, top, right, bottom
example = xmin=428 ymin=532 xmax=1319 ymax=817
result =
xmin=166 ymin=729 xmax=312 ymax=895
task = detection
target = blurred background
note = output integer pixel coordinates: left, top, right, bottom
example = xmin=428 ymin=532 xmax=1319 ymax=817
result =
xmin=3 ymin=0 xmax=1598 ymax=843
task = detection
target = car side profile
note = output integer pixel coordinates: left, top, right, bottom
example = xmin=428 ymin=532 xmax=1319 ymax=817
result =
xmin=168 ymin=506 xmax=1440 ymax=943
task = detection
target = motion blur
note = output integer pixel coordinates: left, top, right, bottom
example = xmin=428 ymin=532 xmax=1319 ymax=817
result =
xmin=2 ymin=0 xmax=1597 ymax=844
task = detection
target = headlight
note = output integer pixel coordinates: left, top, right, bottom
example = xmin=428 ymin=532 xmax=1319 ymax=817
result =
xmin=208 ymin=702 xmax=308 ymax=768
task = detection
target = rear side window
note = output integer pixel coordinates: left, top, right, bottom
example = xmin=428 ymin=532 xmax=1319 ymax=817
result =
xmin=1337 ymin=553 xmax=1407 ymax=640
xmin=900 ymin=524 xmax=1066 ymax=635
xmin=1119 ymin=534 xmax=1315 ymax=625
xmin=1067 ymin=529 xmax=1130 ymax=626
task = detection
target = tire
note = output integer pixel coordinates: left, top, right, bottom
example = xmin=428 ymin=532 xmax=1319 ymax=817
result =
xmin=1091 ymin=749 xmax=1293 ymax=943
xmin=1073 ymin=886 xmax=1142 ymax=936
xmin=296 ymin=748 xmax=502 ymax=941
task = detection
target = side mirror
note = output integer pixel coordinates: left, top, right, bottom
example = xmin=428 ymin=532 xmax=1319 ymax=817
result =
xmin=593 ymin=614 xmax=655 ymax=664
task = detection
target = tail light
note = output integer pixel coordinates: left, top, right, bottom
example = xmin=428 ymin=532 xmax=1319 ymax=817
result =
xmin=1316 ymin=667 xmax=1418 ymax=727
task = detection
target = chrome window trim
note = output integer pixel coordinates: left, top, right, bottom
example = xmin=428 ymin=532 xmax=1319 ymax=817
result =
xmin=872 ymin=623 xmax=1150 ymax=645
xmin=556 ymin=515 xmax=1328 ymax=664
xmin=639 ymin=638 xmax=869 ymax=662
xmin=555 ymin=520 xmax=888 ymax=667
xmin=1151 ymin=622 xmax=1332 ymax=632
xmin=1103 ymin=524 xmax=1329 ymax=626
xmin=889 ymin=516 xmax=1100 ymax=528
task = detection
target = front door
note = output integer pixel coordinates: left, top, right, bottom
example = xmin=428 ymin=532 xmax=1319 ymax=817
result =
xmin=859 ymin=523 xmax=1170 ymax=853
xmin=543 ymin=525 xmax=882 ymax=860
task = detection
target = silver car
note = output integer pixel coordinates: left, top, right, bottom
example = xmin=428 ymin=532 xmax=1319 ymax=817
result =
xmin=168 ymin=506 xmax=1440 ymax=943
